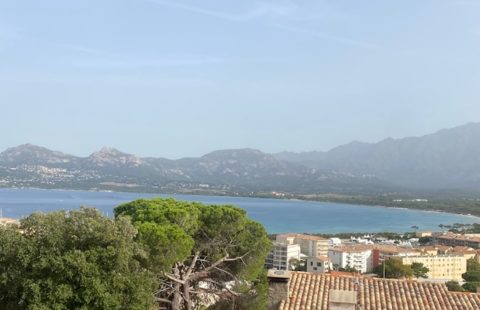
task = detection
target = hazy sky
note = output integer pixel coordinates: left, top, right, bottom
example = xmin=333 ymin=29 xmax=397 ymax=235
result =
xmin=1 ymin=0 xmax=479 ymax=158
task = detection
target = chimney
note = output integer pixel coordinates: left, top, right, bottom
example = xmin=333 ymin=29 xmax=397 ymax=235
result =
xmin=329 ymin=289 xmax=357 ymax=310
xmin=476 ymin=287 xmax=480 ymax=294
xmin=267 ymin=269 xmax=290 ymax=310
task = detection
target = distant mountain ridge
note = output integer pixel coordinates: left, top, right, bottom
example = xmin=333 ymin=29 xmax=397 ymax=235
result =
xmin=274 ymin=122 xmax=480 ymax=190
xmin=1 ymin=122 xmax=480 ymax=194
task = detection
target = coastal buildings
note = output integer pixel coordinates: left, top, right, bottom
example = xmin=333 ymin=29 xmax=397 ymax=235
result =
xmin=269 ymin=272 xmax=480 ymax=310
xmin=276 ymin=234 xmax=329 ymax=257
xmin=400 ymin=254 xmax=467 ymax=281
xmin=372 ymin=244 xmax=421 ymax=268
xmin=433 ymin=233 xmax=480 ymax=249
xmin=266 ymin=243 xmax=301 ymax=271
xmin=306 ymin=256 xmax=332 ymax=273
xmin=328 ymin=245 xmax=373 ymax=273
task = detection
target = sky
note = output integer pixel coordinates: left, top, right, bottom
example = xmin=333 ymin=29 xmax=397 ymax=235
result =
xmin=1 ymin=0 xmax=479 ymax=158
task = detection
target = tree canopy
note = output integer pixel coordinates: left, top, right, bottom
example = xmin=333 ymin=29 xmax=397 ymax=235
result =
xmin=114 ymin=198 xmax=271 ymax=310
xmin=0 ymin=207 xmax=156 ymax=310
xmin=373 ymin=258 xmax=414 ymax=279
xmin=411 ymin=262 xmax=429 ymax=279
xmin=445 ymin=281 xmax=465 ymax=292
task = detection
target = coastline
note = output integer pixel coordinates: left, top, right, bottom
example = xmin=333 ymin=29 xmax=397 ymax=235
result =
xmin=1 ymin=185 xmax=480 ymax=221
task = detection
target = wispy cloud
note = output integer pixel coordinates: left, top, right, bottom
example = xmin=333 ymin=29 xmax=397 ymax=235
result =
xmin=272 ymin=23 xmax=385 ymax=51
xmin=143 ymin=0 xmax=295 ymax=22
xmin=141 ymin=0 xmax=380 ymax=51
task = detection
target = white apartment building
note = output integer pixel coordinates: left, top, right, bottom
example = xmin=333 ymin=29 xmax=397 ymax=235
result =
xmin=329 ymin=246 xmax=374 ymax=273
xmin=306 ymin=256 xmax=332 ymax=273
xmin=265 ymin=242 xmax=301 ymax=271
xmin=276 ymin=233 xmax=329 ymax=257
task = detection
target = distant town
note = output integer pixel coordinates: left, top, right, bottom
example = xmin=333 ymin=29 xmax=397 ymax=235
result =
xmin=266 ymin=231 xmax=480 ymax=309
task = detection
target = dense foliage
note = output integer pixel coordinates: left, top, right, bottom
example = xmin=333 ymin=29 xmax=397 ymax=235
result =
xmin=445 ymin=281 xmax=465 ymax=292
xmin=114 ymin=198 xmax=271 ymax=310
xmin=461 ymin=258 xmax=480 ymax=292
xmin=0 ymin=208 xmax=156 ymax=309
xmin=411 ymin=262 xmax=429 ymax=279
xmin=373 ymin=258 xmax=429 ymax=279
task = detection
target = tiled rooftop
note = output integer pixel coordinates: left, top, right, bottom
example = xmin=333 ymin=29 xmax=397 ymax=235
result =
xmin=436 ymin=233 xmax=480 ymax=243
xmin=279 ymin=272 xmax=480 ymax=310
xmin=278 ymin=233 xmax=328 ymax=241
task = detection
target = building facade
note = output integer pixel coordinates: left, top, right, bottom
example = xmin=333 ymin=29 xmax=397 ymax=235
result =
xmin=276 ymin=234 xmax=329 ymax=257
xmin=433 ymin=233 xmax=480 ymax=249
xmin=400 ymin=254 xmax=467 ymax=281
xmin=328 ymin=246 xmax=373 ymax=273
xmin=266 ymin=242 xmax=301 ymax=271
xmin=306 ymin=256 xmax=332 ymax=273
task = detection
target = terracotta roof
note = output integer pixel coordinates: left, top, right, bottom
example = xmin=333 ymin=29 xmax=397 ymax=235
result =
xmin=436 ymin=234 xmax=480 ymax=243
xmin=278 ymin=233 xmax=328 ymax=241
xmin=330 ymin=245 xmax=373 ymax=253
xmin=279 ymin=272 xmax=480 ymax=310
xmin=373 ymin=244 xmax=420 ymax=254
xmin=331 ymin=244 xmax=420 ymax=254
xmin=451 ymin=246 xmax=476 ymax=254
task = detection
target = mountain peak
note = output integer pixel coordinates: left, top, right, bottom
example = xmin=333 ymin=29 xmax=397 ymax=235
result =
xmin=87 ymin=147 xmax=142 ymax=167
xmin=202 ymin=148 xmax=269 ymax=160
xmin=0 ymin=144 xmax=74 ymax=165
xmin=94 ymin=146 xmax=125 ymax=156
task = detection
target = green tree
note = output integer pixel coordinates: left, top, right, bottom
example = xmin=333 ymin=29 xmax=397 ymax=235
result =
xmin=114 ymin=198 xmax=271 ymax=310
xmin=411 ymin=262 xmax=429 ymax=278
xmin=467 ymin=258 xmax=480 ymax=272
xmin=462 ymin=281 xmax=480 ymax=293
xmin=0 ymin=207 xmax=156 ymax=310
xmin=339 ymin=265 xmax=359 ymax=273
xmin=418 ymin=236 xmax=432 ymax=245
xmin=374 ymin=258 xmax=413 ymax=279
xmin=445 ymin=281 xmax=465 ymax=292
xmin=462 ymin=271 xmax=480 ymax=282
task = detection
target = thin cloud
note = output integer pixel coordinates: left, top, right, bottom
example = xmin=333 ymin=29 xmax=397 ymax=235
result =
xmin=272 ymin=23 xmax=385 ymax=51
xmin=141 ymin=0 xmax=383 ymax=52
xmin=143 ymin=0 xmax=295 ymax=22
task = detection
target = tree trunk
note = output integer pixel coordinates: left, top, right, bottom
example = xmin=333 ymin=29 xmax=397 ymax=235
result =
xmin=183 ymin=280 xmax=192 ymax=310
xmin=171 ymin=264 xmax=183 ymax=310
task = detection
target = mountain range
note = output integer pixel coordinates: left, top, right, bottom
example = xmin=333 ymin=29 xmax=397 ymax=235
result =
xmin=1 ymin=122 xmax=480 ymax=196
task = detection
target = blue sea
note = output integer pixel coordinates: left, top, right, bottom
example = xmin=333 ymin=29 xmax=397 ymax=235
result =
xmin=0 ymin=188 xmax=478 ymax=233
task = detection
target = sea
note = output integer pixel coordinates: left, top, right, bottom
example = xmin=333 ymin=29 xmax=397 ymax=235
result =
xmin=0 ymin=188 xmax=478 ymax=234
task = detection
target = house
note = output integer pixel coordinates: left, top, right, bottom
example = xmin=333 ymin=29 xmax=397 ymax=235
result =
xmin=306 ymin=256 xmax=332 ymax=273
xmin=328 ymin=245 xmax=373 ymax=273
xmin=276 ymin=233 xmax=329 ymax=257
xmin=432 ymin=233 xmax=480 ymax=249
xmin=266 ymin=242 xmax=301 ymax=271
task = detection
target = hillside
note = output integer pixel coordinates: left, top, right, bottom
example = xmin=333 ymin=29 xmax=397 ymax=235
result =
xmin=1 ymin=123 xmax=480 ymax=196
xmin=275 ymin=122 xmax=480 ymax=190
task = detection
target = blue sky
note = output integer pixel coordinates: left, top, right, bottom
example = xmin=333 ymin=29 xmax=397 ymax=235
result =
xmin=1 ymin=0 xmax=479 ymax=158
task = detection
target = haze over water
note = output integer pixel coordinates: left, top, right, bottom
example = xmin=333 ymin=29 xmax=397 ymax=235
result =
xmin=0 ymin=188 xmax=477 ymax=233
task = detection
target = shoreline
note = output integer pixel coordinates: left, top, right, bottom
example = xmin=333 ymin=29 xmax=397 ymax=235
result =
xmin=1 ymin=186 xmax=480 ymax=222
